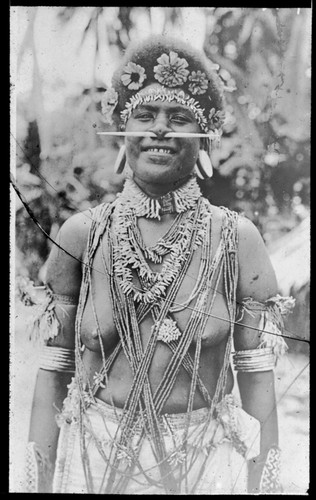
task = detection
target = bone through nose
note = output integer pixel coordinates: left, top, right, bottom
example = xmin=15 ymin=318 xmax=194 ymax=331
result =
xmin=149 ymin=114 xmax=171 ymax=138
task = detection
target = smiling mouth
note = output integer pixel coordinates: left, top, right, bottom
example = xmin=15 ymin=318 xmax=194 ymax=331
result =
xmin=144 ymin=147 xmax=175 ymax=154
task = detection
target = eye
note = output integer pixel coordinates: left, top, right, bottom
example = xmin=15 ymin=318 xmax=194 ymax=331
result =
xmin=170 ymin=113 xmax=192 ymax=124
xmin=133 ymin=111 xmax=154 ymax=121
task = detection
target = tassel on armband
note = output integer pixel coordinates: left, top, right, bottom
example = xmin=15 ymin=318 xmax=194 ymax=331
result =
xmin=15 ymin=276 xmax=78 ymax=345
xmin=234 ymin=294 xmax=296 ymax=373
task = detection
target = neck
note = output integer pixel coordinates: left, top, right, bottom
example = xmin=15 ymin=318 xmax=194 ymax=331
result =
xmin=131 ymin=175 xmax=193 ymax=199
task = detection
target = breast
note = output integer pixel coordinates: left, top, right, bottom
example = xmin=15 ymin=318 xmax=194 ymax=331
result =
xmin=80 ymin=293 xmax=119 ymax=352
xmin=80 ymin=244 xmax=119 ymax=353
xmin=171 ymin=246 xmax=231 ymax=348
xmin=199 ymin=293 xmax=231 ymax=346
xmin=79 ymin=217 xmax=231 ymax=353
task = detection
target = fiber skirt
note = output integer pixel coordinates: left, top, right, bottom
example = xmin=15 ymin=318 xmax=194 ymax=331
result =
xmin=53 ymin=394 xmax=260 ymax=494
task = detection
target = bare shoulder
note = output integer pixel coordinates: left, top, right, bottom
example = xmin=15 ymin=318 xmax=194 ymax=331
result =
xmin=207 ymin=203 xmax=227 ymax=248
xmin=45 ymin=209 xmax=93 ymax=296
xmin=237 ymin=214 xmax=264 ymax=250
xmin=236 ymin=214 xmax=278 ymax=301
xmin=208 ymin=203 xmax=224 ymax=221
xmin=57 ymin=210 xmax=93 ymax=258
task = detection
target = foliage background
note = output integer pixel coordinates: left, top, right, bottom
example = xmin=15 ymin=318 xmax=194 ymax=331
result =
xmin=10 ymin=7 xmax=310 ymax=493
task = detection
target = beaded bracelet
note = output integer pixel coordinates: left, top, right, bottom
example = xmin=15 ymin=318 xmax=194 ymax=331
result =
xmin=232 ymin=347 xmax=276 ymax=372
xmin=39 ymin=346 xmax=75 ymax=372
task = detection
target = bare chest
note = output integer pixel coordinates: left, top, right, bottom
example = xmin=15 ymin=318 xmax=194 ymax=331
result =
xmin=80 ymin=216 xmax=230 ymax=352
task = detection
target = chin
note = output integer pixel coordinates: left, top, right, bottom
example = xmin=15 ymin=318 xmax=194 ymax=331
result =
xmin=135 ymin=161 xmax=194 ymax=185
xmin=141 ymin=170 xmax=188 ymax=186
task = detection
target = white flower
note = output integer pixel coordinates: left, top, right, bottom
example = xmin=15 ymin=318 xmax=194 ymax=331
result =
xmin=188 ymin=71 xmax=209 ymax=95
xmin=121 ymin=62 xmax=147 ymax=90
xmin=208 ymin=108 xmax=226 ymax=131
xmin=154 ymin=51 xmax=189 ymax=87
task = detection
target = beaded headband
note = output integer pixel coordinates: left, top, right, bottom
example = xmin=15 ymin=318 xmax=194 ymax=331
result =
xmin=101 ymin=35 xmax=226 ymax=137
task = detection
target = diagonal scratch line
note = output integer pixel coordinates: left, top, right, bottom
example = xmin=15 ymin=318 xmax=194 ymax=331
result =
xmin=11 ymin=173 xmax=95 ymax=272
xmin=11 ymin=175 xmax=310 ymax=345
xmin=10 ymin=130 xmax=95 ymax=223
xmin=11 ymin=128 xmax=310 ymax=320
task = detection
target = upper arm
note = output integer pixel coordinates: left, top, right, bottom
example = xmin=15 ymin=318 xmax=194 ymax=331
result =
xmin=234 ymin=216 xmax=278 ymax=350
xmin=237 ymin=216 xmax=277 ymax=302
xmin=44 ymin=210 xmax=92 ymax=348
xmin=45 ymin=210 xmax=92 ymax=297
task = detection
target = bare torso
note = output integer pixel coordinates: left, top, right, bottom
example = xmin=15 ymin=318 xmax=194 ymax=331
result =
xmin=79 ymin=204 xmax=234 ymax=413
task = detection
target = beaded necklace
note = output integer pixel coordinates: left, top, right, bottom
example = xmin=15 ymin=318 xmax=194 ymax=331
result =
xmin=73 ymin=179 xmax=240 ymax=494
xmin=112 ymin=177 xmax=209 ymax=305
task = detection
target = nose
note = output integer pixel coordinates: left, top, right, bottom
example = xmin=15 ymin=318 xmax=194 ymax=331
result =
xmin=149 ymin=113 xmax=171 ymax=139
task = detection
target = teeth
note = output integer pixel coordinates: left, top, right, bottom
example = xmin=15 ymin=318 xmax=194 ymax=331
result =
xmin=147 ymin=148 xmax=172 ymax=154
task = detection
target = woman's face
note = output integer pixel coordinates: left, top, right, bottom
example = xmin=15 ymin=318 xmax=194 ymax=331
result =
xmin=124 ymin=96 xmax=201 ymax=190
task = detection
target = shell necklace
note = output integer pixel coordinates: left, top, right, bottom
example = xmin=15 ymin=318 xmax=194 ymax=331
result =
xmin=111 ymin=177 xmax=211 ymax=304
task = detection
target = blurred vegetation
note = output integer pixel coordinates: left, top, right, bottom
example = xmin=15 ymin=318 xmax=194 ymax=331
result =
xmin=13 ymin=7 xmax=310 ymax=351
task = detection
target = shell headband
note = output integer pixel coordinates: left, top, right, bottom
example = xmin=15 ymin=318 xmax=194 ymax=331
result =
xmin=102 ymin=49 xmax=225 ymax=137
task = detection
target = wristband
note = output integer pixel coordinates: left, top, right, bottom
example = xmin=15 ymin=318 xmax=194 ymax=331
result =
xmin=24 ymin=442 xmax=53 ymax=493
xmin=259 ymin=445 xmax=282 ymax=493
xmin=248 ymin=445 xmax=282 ymax=494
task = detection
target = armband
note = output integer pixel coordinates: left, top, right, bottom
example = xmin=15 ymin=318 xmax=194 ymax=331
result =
xmin=237 ymin=293 xmax=295 ymax=355
xmin=39 ymin=345 xmax=75 ymax=372
xmin=24 ymin=442 xmax=53 ymax=493
xmin=15 ymin=276 xmax=78 ymax=345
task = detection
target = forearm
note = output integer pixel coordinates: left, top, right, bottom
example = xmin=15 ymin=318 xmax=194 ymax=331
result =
xmin=27 ymin=300 xmax=77 ymax=458
xmin=237 ymin=370 xmax=278 ymax=453
xmin=238 ymin=370 xmax=281 ymax=493
xmin=27 ymin=368 xmax=73 ymax=490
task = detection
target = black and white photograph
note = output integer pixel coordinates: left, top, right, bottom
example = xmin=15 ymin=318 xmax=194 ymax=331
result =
xmin=10 ymin=6 xmax=310 ymax=494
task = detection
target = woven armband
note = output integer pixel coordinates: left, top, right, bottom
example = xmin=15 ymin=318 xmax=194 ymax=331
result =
xmin=233 ymin=347 xmax=276 ymax=373
xmin=236 ymin=294 xmax=296 ymax=366
xmin=16 ymin=276 xmax=78 ymax=345
xmin=24 ymin=442 xmax=53 ymax=493
xmin=51 ymin=292 xmax=78 ymax=305
xmin=39 ymin=346 xmax=75 ymax=372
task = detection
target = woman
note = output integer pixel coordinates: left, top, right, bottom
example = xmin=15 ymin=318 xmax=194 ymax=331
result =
xmin=23 ymin=35 xmax=294 ymax=494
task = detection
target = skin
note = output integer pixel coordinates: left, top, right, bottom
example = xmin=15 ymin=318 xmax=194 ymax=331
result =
xmin=28 ymin=97 xmax=279 ymax=493
xmin=123 ymin=99 xmax=201 ymax=193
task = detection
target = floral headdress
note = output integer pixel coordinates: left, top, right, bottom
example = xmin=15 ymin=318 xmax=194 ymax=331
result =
xmin=101 ymin=35 xmax=226 ymax=137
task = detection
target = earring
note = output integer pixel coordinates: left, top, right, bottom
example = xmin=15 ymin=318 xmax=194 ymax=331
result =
xmin=195 ymin=150 xmax=213 ymax=179
xmin=114 ymin=145 xmax=126 ymax=174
